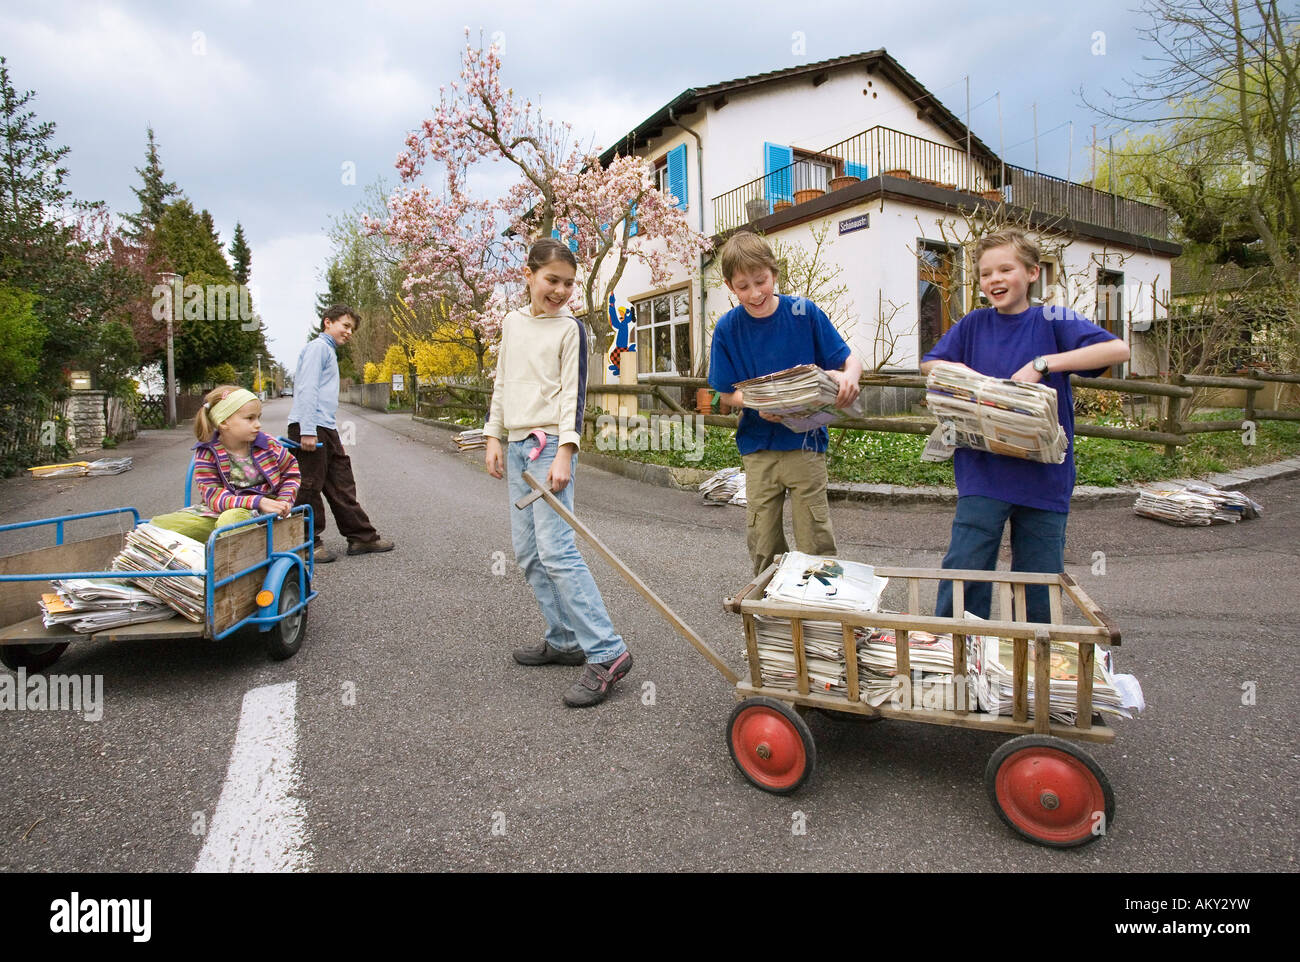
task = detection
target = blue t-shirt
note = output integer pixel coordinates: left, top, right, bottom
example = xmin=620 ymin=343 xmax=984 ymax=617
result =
xmin=708 ymin=295 xmax=851 ymax=455
xmin=922 ymin=306 xmax=1117 ymax=513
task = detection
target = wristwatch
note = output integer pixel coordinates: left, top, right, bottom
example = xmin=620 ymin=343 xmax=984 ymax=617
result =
xmin=1032 ymin=356 xmax=1050 ymax=375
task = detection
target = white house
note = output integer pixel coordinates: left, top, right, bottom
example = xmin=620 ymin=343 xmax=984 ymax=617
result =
xmin=594 ymin=51 xmax=1180 ymax=392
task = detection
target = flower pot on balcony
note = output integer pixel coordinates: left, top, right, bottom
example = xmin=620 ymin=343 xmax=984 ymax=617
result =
xmin=773 ymin=200 xmax=793 ymax=212
xmin=937 ymin=182 xmax=957 ymax=191
xmin=979 ymin=188 xmax=1004 ymax=202
xmin=828 ymin=175 xmax=860 ymax=192
xmin=744 ymin=198 xmax=768 ymax=222
xmin=882 ymin=168 xmax=911 ymax=179
xmin=914 ymin=176 xmax=938 ymax=187
xmin=793 ymin=188 xmax=825 ymax=205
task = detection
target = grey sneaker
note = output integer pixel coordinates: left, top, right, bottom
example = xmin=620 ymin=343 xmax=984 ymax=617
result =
xmin=513 ymin=640 xmax=586 ymax=666
xmin=562 ymin=651 xmax=633 ymax=708
xmin=347 ymin=537 xmax=395 ymax=556
xmin=313 ymin=544 xmax=337 ymax=564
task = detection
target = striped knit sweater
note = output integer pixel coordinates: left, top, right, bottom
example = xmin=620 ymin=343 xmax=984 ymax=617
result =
xmin=192 ymin=432 xmax=301 ymax=513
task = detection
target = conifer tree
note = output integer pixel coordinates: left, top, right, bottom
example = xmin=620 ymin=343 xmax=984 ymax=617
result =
xmin=229 ymin=222 xmax=251 ymax=285
xmin=123 ymin=126 xmax=179 ymax=240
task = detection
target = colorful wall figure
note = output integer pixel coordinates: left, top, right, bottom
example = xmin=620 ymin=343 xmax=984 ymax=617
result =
xmin=608 ymin=294 xmax=637 ymax=376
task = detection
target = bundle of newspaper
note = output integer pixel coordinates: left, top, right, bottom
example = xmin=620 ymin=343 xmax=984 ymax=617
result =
xmin=699 ymin=466 xmax=746 ymax=505
xmin=1133 ymin=480 xmax=1262 ymax=525
xmin=743 ymin=553 xmax=888 ymax=692
xmin=924 ymin=365 xmax=1067 ymax=464
xmin=856 ymin=628 xmax=981 ymax=707
xmin=733 ymin=364 xmax=865 ymax=432
xmin=971 ymin=634 xmax=1145 ymax=724
xmin=452 ymin=429 xmax=486 ymax=452
xmin=40 ymin=578 xmax=176 ymax=633
xmin=87 ymin=457 xmax=133 ymax=475
xmin=110 ymin=523 xmax=206 ymax=622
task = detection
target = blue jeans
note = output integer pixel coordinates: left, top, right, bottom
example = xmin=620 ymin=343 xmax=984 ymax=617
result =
xmin=934 ymin=496 xmax=1068 ymax=623
xmin=506 ymin=436 xmax=627 ymax=664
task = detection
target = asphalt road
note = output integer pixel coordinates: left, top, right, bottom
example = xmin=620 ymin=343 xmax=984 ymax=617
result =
xmin=1 ymin=398 xmax=1296 ymax=872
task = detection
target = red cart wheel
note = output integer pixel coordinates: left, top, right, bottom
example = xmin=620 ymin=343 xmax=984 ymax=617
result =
xmin=727 ymin=696 xmax=815 ymax=794
xmin=986 ymin=735 xmax=1115 ymax=847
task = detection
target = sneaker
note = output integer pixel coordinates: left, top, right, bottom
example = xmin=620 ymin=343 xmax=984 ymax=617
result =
xmin=313 ymin=544 xmax=338 ymax=564
xmin=562 ymin=651 xmax=633 ymax=708
xmin=513 ymin=640 xmax=586 ymax=666
xmin=347 ymin=537 xmax=395 ymax=556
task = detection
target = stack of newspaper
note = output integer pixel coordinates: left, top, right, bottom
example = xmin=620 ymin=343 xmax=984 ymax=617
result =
xmin=40 ymin=579 xmax=176 ymax=633
xmin=700 ymin=467 xmax=746 ymax=505
xmin=110 ymin=523 xmax=206 ymax=622
xmin=1133 ymin=481 xmax=1262 ymax=525
xmin=857 ymin=628 xmax=980 ymax=706
xmin=971 ymin=634 xmax=1145 ymax=724
xmin=87 ymin=457 xmax=133 ymax=475
xmin=744 ymin=553 xmax=889 ymax=692
xmin=733 ymin=364 xmax=865 ymax=432
xmin=452 ymin=429 xmax=486 ymax=452
xmin=924 ymin=366 xmax=1067 ymax=464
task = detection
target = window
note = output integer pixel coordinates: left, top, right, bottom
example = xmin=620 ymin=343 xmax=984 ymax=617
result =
xmin=634 ymin=288 xmax=692 ymax=375
xmin=918 ymin=241 xmax=964 ymax=357
xmin=1029 ymin=259 xmax=1058 ymax=304
xmin=654 ymin=160 xmax=669 ymax=195
xmin=1095 ymin=269 xmax=1124 ymax=376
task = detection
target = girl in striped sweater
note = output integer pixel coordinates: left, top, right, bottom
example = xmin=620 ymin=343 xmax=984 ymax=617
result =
xmin=151 ymin=385 xmax=302 ymax=542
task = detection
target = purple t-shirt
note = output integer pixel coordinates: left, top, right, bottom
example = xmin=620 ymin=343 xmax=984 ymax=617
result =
xmin=708 ymin=295 xmax=851 ymax=455
xmin=922 ymin=306 xmax=1117 ymax=513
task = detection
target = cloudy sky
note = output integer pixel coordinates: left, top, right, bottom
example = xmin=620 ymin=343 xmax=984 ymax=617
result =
xmin=3 ymin=0 xmax=1159 ymax=366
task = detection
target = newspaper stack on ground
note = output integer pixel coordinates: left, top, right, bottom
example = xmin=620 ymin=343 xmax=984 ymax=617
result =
xmin=972 ymin=633 xmax=1145 ymax=724
xmin=744 ymin=553 xmax=888 ymax=693
xmin=700 ymin=467 xmax=746 ymax=505
xmin=733 ymin=364 xmax=865 ymax=432
xmin=1133 ymin=480 xmax=1262 ymax=525
xmin=110 ymin=523 xmax=206 ymax=622
xmin=87 ymin=457 xmax=133 ymax=475
xmin=924 ymin=365 xmax=1067 ymax=464
xmin=40 ymin=578 xmax=176 ymax=633
xmin=453 ymin=429 xmax=486 ymax=452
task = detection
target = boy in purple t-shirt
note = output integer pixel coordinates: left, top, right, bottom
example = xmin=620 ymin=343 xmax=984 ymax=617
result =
xmin=920 ymin=228 xmax=1130 ymax=622
xmin=709 ymin=232 xmax=863 ymax=575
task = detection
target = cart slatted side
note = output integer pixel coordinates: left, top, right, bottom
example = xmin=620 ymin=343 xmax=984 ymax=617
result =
xmin=734 ymin=565 xmax=1113 ymax=742
xmin=0 ymin=533 xmax=125 ymax=629
xmin=210 ymin=516 xmax=306 ymax=635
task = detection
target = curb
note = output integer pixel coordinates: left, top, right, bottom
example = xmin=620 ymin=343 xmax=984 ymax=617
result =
xmin=410 ymin=415 xmax=1300 ymax=505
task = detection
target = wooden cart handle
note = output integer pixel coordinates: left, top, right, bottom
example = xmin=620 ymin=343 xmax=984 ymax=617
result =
xmin=516 ymin=472 xmax=741 ymax=685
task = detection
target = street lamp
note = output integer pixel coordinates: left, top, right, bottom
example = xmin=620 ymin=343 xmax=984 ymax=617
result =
xmin=158 ymin=272 xmax=181 ymax=427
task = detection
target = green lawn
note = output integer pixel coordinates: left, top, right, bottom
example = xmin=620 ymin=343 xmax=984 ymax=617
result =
xmin=587 ymin=409 xmax=1300 ymax=486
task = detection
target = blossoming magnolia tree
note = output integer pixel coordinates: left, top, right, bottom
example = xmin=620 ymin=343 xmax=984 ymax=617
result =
xmin=386 ymin=31 xmax=710 ymax=364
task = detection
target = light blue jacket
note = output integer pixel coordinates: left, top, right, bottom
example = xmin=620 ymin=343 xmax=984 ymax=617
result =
xmin=288 ymin=332 xmax=339 ymax=436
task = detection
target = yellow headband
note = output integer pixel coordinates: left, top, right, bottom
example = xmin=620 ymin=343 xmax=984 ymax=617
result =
xmin=208 ymin=388 xmax=259 ymax=425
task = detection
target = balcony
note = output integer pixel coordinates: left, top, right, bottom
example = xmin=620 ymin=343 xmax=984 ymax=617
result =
xmin=711 ymin=125 xmax=1169 ymax=240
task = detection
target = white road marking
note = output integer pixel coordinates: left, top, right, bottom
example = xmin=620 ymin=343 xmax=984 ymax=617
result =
xmin=193 ymin=681 xmax=311 ymax=872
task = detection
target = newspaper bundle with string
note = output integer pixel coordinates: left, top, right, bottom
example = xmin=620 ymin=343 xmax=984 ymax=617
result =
xmin=699 ymin=467 xmax=746 ymax=506
xmin=40 ymin=579 xmax=176 ymax=633
xmin=1133 ymin=480 xmax=1262 ymax=525
xmin=733 ymin=364 xmax=865 ymax=432
xmin=452 ymin=429 xmax=486 ymax=452
xmin=923 ymin=365 xmax=1067 ymax=464
xmin=110 ymin=523 xmax=206 ymax=622
xmin=743 ymin=552 xmax=889 ymax=693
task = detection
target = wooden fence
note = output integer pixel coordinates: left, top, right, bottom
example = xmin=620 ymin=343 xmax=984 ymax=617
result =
xmin=417 ymin=370 xmax=1300 ymax=458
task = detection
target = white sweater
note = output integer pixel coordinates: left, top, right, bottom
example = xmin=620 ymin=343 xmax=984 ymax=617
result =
xmin=484 ymin=305 xmax=587 ymax=449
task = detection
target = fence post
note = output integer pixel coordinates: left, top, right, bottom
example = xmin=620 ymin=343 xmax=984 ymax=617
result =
xmin=1164 ymin=376 xmax=1183 ymax=458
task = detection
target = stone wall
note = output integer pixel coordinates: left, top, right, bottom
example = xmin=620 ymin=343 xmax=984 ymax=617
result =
xmin=68 ymin=391 xmax=106 ymax=454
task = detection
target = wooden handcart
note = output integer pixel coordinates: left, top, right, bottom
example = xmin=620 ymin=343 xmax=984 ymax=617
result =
xmin=517 ymin=472 xmax=1124 ymax=848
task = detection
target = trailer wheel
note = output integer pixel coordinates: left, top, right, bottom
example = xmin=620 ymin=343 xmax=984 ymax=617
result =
xmin=263 ymin=571 xmax=307 ymax=661
xmin=986 ymin=735 xmax=1114 ymax=847
xmin=727 ymin=696 xmax=815 ymax=794
xmin=0 ymin=642 xmax=69 ymax=673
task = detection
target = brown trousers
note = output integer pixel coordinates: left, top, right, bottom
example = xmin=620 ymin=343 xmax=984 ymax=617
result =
xmin=289 ymin=424 xmax=379 ymax=545
xmin=741 ymin=449 xmax=837 ymax=575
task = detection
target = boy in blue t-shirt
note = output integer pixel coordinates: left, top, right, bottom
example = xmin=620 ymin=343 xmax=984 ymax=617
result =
xmin=920 ymin=228 xmax=1130 ymax=622
xmin=709 ymin=232 xmax=863 ymax=575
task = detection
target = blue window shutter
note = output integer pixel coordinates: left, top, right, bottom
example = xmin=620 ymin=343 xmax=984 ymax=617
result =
xmin=566 ymin=222 xmax=578 ymax=254
xmin=667 ymin=144 xmax=688 ymax=210
xmin=764 ymin=142 xmax=793 ymax=212
xmin=846 ymin=161 xmax=869 ymax=180
xmin=628 ymin=203 xmax=638 ymax=237
xmin=551 ymin=227 xmax=561 ymax=240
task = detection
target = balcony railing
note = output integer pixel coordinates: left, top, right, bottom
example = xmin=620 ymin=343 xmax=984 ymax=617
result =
xmin=711 ymin=125 xmax=1168 ymax=240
